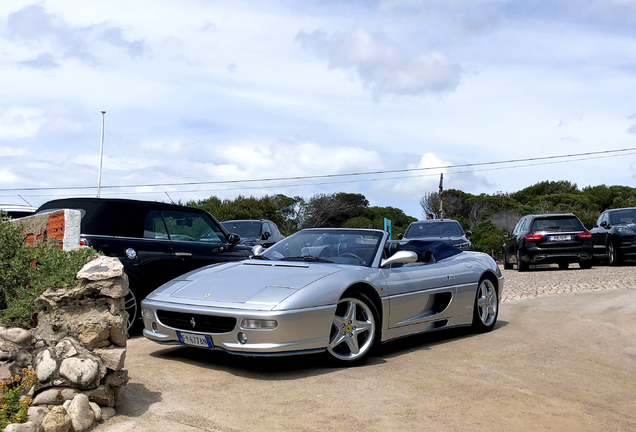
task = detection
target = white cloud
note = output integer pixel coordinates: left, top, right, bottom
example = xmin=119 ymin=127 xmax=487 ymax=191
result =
xmin=0 ymin=146 xmax=27 ymax=156
xmin=0 ymin=107 xmax=46 ymax=139
xmin=141 ymin=140 xmax=182 ymax=154
xmin=296 ymin=29 xmax=463 ymax=98
xmin=0 ymin=170 xmax=19 ymax=184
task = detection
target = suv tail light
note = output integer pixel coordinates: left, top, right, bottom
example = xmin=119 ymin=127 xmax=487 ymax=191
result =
xmin=577 ymin=231 xmax=592 ymax=240
xmin=524 ymin=233 xmax=543 ymax=242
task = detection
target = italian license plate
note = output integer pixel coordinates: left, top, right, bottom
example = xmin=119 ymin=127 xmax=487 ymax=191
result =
xmin=548 ymin=235 xmax=571 ymax=241
xmin=177 ymin=332 xmax=213 ymax=348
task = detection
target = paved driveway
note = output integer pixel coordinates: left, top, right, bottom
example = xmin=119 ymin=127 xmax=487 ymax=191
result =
xmin=97 ymin=266 xmax=636 ymax=432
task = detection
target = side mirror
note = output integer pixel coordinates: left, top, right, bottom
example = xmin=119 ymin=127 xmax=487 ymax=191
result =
xmin=261 ymin=232 xmax=271 ymax=240
xmin=397 ymin=233 xmax=403 ymax=240
xmin=466 ymin=231 xmax=472 ymax=238
xmin=503 ymin=231 xmax=510 ymax=238
xmin=600 ymin=221 xmax=608 ymax=229
xmin=227 ymin=233 xmax=241 ymax=245
xmin=251 ymin=245 xmax=264 ymax=256
xmin=381 ymin=250 xmax=419 ymax=268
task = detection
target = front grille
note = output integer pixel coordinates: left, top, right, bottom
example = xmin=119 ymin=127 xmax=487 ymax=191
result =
xmin=621 ymin=236 xmax=635 ymax=247
xmin=156 ymin=310 xmax=236 ymax=334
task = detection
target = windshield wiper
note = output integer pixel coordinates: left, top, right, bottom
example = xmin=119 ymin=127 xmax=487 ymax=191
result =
xmin=280 ymin=256 xmax=334 ymax=263
xmin=250 ymin=254 xmax=270 ymax=260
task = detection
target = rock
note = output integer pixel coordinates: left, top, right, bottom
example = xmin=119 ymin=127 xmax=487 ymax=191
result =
xmin=59 ymin=357 xmax=101 ymax=388
xmin=41 ymin=406 xmax=72 ymax=432
xmin=33 ymin=388 xmax=78 ymax=406
xmin=0 ymin=349 xmax=11 ymax=361
xmin=104 ymin=370 xmax=128 ymax=387
xmin=4 ymin=421 xmax=40 ymax=432
xmin=77 ymin=320 xmax=111 ymax=350
xmin=101 ymin=407 xmax=116 ymax=421
xmin=89 ymin=402 xmax=102 ymax=422
xmin=98 ymin=275 xmax=129 ymax=299
xmin=95 ymin=347 xmax=126 ymax=371
xmin=109 ymin=315 xmax=128 ymax=347
xmin=67 ymin=394 xmax=95 ymax=432
xmin=27 ymin=405 xmax=50 ymax=425
xmin=35 ymin=349 xmax=57 ymax=382
xmin=77 ymin=256 xmax=123 ymax=281
xmin=63 ymin=399 xmax=71 ymax=410
xmin=85 ymin=385 xmax=115 ymax=407
xmin=0 ymin=360 xmax=14 ymax=380
xmin=0 ymin=328 xmax=33 ymax=345
xmin=55 ymin=340 xmax=77 ymax=359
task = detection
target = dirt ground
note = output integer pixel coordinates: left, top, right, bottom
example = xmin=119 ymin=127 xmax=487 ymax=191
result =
xmin=97 ymin=270 xmax=636 ymax=432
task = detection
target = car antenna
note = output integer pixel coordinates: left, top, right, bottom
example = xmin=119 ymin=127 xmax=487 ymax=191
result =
xmin=18 ymin=194 xmax=32 ymax=206
xmin=165 ymin=191 xmax=175 ymax=204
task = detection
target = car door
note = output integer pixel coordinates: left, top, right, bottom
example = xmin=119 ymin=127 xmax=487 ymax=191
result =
xmin=161 ymin=210 xmax=248 ymax=276
xmin=508 ymin=218 xmax=525 ymax=263
xmin=591 ymin=213 xmax=609 ymax=257
xmin=383 ymin=261 xmax=456 ymax=328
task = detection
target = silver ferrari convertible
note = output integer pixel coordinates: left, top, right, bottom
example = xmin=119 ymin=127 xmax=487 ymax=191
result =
xmin=141 ymin=228 xmax=504 ymax=363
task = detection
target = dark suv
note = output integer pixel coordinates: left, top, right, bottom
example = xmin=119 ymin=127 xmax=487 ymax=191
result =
xmin=220 ymin=219 xmax=285 ymax=248
xmin=590 ymin=207 xmax=636 ymax=265
xmin=398 ymin=219 xmax=471 ymax=251
xmin=37 ymin=198 xmax=251 ymax=327
xmin=502 ymin=213 xmax=593 ymax=271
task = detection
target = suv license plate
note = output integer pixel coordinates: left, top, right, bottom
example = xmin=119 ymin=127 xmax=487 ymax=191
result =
xmin=177 ymin=332 xmax=213 ymax=348
xmin=548 ymin=235 xmax=571 ymax=241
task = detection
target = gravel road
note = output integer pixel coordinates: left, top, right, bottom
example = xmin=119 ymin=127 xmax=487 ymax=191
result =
xmin=96 ymin=266 xmax=636 ymax=432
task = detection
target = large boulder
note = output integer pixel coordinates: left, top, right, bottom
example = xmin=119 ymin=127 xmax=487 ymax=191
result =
xmin=76 ymin=256 xmax=123 ymax=281
xmin=40 ymin=406 xmax=72 ymax=432
xmin=59 ymin=357 xmax=103 ymax=389
xmin=66 ymin=394 xmax=95 ymax=432
xmin=0 ymin=328 xmax=33 ymax=346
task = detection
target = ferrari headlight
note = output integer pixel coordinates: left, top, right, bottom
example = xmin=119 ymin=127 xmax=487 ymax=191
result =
xmin=240 ymin=319 xmax=278 ymax=330
xmin=457 ymin=242 xmax=470 ymax=249
xmin=616 ymin=226 xmax=635 ymax=235
xmin=142 ymin=308 xmax=154 ymax=319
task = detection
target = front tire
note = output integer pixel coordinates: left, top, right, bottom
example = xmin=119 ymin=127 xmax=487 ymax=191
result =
xmin=608 ymin=241 xmax=621 ymax=266
xmin=327 ymin=293 xmax=379 ymax=364
xmin=472 ymin=278 xmax=499 ymax=332
xmin=125 ymin=289 xmax=138 ymax=331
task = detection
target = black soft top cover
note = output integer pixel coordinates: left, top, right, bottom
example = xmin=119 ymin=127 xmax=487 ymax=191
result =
xmin=37 ymin=198 xmax=213 ymax=238
xmin=386 ymin=239 xmax=463 ymax=261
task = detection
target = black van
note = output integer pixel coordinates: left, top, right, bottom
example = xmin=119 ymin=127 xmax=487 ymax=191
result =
xmin=37 ymin=198 xmax=251 ymax=328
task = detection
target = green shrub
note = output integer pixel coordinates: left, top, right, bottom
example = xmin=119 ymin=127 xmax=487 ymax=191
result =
xmin=0 ymin=219 xmax=99 ymax=329
xmin=0 ymin=369 xmax=38 ymax=430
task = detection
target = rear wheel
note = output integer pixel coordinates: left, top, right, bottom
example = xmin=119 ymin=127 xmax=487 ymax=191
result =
xmin=608 ymin=242 xmax=621 ymax=266
xmin=125 ymin=289 xmax=139 ymax=332
xmin=579 ymin=260 xmax=593 ymax=269
xmin=516 ymin=251 xmax=528 ymax=272
xmin=327 ymin=294 xmax=379 ymax=364
xmin=558 ymin=262 xmax=569 ymax=270
xmin=472 ymin=278 xmax=499 ymax=332
xmin=503 ymin=249 xmax=513 ymax=270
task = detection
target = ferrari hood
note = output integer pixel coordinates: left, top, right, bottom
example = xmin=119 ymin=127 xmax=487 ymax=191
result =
xmin=151 ymin=261 xmax=345 ymax=304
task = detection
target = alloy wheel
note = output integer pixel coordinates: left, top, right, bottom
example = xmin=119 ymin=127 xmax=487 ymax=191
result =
xmin=476 ymin=279 xmax=498 ymax=327
xmin=327 ymin=298 xmax=376 ymax=362
xmin=608 ymin=242 xmax=617 ymax=266
xmin=125 ymin=290 xmax=138 ymax=331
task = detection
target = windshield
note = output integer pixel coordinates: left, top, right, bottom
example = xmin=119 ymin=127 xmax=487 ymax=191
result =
xmin=221 ymin=221 xmax=261 ymax=238
xmin=405 ymin=222 xmax=463 ymax=238
xmin=260 ymin=229 xmax=383 ymax=266
xmin=531 ymin=217 xmax=584 ymax=232
xmin=609 ymin=209 xmax=636 ymax=225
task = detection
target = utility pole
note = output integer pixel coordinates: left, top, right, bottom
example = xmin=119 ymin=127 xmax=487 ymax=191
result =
xmin=439 ymin=173 xmax=444 ymax=220
xmin=97 ymin=110 xmax=106 ymax=198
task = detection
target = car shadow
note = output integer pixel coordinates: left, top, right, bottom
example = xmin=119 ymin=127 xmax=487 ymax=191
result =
xmin=147 ymin=321 xmax=509 ymax=379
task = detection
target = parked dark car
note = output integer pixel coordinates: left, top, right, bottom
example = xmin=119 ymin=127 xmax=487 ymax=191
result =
xmin=398 ymin=219 xmax=472 ymax=251
xmin=220 ymin=219 xmax=284 ymax=248
xmin=502 ymin=213 xmax=593 ymax=271
xmin=1 ymin=204 xmax=37 ymax=219
xmin=37 ymin=198 xmax=252 ymax=328
xmin=590 ymin=207 xmax=636 ymax=265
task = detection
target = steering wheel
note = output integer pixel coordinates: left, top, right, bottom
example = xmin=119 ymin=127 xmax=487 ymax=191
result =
xmin=339 ymin=253 xmax=366 ymax=265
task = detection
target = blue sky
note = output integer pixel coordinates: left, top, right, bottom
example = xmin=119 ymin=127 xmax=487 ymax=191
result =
xmin=1 ymin=0 xmax=635 ymax=218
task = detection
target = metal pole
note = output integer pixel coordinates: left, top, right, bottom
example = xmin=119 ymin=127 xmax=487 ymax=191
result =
xmin=97 ymin=110 xmax=106 ymax=198
xmin=439 ymin=173 xmax=444 ymax=220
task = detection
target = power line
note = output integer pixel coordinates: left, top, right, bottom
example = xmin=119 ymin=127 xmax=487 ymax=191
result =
xmin=0 ymin=146 xmax=635 ymax=192
xmin=4 ymin=150 xmax=634 ymax=198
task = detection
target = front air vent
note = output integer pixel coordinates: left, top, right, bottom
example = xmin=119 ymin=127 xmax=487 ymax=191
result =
xmin=156 ymin=310 xmax=236 ymax=334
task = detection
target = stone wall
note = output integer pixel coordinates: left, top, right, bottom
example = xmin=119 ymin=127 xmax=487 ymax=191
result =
xmin=10 ymin=210 xmax=81 ymax=252
xmin=0 ymin=256 xmax=129 ymax=432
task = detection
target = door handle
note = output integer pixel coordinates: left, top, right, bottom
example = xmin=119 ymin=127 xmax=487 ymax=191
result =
xmin=175 ymin=252 xmax=192 ymax=258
